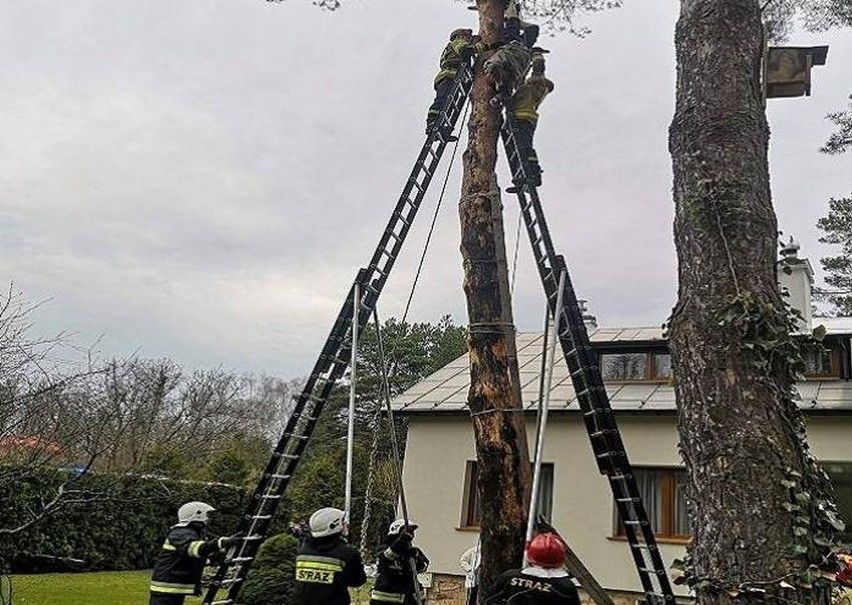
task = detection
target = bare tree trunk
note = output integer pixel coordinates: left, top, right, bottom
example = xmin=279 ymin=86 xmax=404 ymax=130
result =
xmin=459 ymin=1 xmax=531 ymax=601
xmin=669 ymin=1 xmax=837 ymax=603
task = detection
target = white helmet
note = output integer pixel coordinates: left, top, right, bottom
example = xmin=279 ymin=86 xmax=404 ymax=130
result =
xmin=309 ymin=507 xmax=346 ymax=538
xmin=388 ymin=518 xmax=418 ymax=536
xmin=176 ymin=501 xmax=215 ymax=526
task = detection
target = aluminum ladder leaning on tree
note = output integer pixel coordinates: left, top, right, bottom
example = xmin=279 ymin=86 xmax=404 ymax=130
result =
xmin=500 ymin=113 xmax=676 ymax=605
xmin=199 ymin=63 xmax=474 ymax=605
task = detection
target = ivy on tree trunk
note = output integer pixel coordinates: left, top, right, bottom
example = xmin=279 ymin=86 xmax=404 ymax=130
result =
xmin=669 ymin=1 xmax=840 ymax=603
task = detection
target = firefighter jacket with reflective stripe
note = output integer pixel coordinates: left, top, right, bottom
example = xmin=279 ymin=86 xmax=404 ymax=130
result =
xmin=293 ymin=535 xmax=367 ymax=605
xmin=370 ymin=536 xmax=429 ymax=605
xmin=434 ymin=38 xmax=485 ymax=86
xmin=511 ymin=75 xmax=554 ymax=122
xmin=491 ymin=567 xmax=581 ymax=605
xmin=150 ymin=524 xmax=224 ymax=596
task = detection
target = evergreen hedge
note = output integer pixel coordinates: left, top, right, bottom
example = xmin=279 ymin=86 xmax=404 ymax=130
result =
xmin=0 ymin=468 xmax=246 ymax=573
xmin=240 ymin=534 xmax=299 ymax=605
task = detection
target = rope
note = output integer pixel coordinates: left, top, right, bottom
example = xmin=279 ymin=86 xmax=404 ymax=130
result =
xmin=372 ymin=308 xmax=425 ymax=605
xmin=358 ymin=403 xmax=384 ymax=558
xmin=372 ymin=307 xmax=408 ymax=520
xmin=402 ymin=99 xmax=471 ymax=325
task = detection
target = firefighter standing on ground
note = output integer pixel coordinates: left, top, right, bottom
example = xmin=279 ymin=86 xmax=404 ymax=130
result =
xmin=149 ymin=501 xmax=241 ymax=605
xmin=507 ymin=49 xmax=554 ymax=191
xmin=370 ymin=519 xmax=430 ymax=605
xmin=489 ymin=532 xmax=580 ymax=605
xmin=426 ymin=28 xmax=483 ymax=140
xmin=293 ymin=507 xmax=367 ymax=605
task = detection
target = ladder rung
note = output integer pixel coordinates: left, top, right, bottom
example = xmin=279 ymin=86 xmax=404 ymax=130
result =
xmin=609 ymin=473 xmax=633 ymax=482
xmin=616 ymin=497 xmax=640 ymax=503
xmin=229 ymin=556 xmax=254 ymax=563
xmin=268 ymin=473 xmax=292 ymax=480
xmin=630 ymin=541 xmax=656 ymax=549
xmin=251 ymin=514 xmax=273 ymax=521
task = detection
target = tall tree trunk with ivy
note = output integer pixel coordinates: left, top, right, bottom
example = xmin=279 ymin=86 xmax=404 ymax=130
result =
xmin=458 ymin=0 xmax=532 ymax=600
xmin=668 ymin=1 xmax=840 ymax=603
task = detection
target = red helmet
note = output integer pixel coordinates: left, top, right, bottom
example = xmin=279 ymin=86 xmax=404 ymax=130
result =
xmin=838 ymin=554 xmax=852 ymax=587
xmin=526 ymin=533 xmax=565 ymax=568
xmin=450 ymin=28 xmax=473 ymax=41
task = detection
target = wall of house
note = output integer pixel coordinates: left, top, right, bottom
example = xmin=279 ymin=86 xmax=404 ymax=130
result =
xmin=401 ymin=412 xmax=852 ymax=599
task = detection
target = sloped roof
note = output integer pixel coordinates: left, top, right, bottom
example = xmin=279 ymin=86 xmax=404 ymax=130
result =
xmin=392 ymin=320 xmax=852 ymax=414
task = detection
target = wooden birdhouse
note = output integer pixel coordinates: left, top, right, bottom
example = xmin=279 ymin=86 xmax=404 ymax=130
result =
xmin=765 ymin=45 xmax=829 ymax=99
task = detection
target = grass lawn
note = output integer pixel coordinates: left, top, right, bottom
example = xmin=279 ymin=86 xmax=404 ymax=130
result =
xmin=11 ymin=570 xmax=374 ymax=605
xmin=11 ymin=570 xmax=202 ymax=605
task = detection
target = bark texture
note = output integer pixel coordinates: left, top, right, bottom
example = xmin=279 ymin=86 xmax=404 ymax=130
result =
xmin=669 ymin=1 xmax=835 ymax=603
xmin=459 ymin=1 xmax=531 ymax=601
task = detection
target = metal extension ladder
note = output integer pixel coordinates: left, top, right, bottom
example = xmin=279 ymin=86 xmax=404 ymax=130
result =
xmin=200 ymin=64 xmax=474 ymax=605
xmin=500 ymin=115 xmax=675 ymax=605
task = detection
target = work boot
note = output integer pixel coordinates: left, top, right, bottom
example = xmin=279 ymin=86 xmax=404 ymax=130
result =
xmin=528 ymin=171 xmax=542 ymax=188
xmin=438 ymin=127 xmax=458 ymax=142
xmin=531 ymin=47 xmax=551 ymax=54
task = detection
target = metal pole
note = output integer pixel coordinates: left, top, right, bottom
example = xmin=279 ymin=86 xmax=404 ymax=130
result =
xmin=524 ymin=270 xmax=566 ymax=565
xmin=373 ymin=308 xmax=410 ymax=522
xmin=372 ymin=309 xmax=422 ymax=605
xmin=344 ymin=283 xmax=359 ymax=527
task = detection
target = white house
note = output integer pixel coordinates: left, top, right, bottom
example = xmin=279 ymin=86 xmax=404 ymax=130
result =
xmin=391 ymin=247 xmax=852 ymax=604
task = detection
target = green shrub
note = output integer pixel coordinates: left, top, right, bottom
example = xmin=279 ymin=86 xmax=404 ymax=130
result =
xmin=0 ymin=468 xmax=246 ymax=573
xmin=241 ymin=534 xmax=298 ymax=605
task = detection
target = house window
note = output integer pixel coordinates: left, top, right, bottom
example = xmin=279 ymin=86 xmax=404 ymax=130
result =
xmin=614 ymin=467 xmax=689 ymax=540
xmin=803 ymin=347 xmax=838 ymax=378
xmin=462 ymin=460 xmax=553 ymax=528
xmin=823 ymin=462 xmax=852 ymax=542
xmin=600 ymin=352 xmax=671 ymax=382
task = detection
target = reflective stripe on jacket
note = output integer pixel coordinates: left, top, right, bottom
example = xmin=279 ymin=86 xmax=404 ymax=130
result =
xmin=370 ymin=536 xmax=429 ymax=605
xmin=433 ymin=38 xmax=485 ymax=85
xmin=293 ymin=535 xmax=366 ymax=605
xmin=149 ymin=524 xmax=221 ymax=596
xmin=511 ymin=75 xmax=555 ymax=122
xmin=370 ymin=589 xmax=406 ymax=602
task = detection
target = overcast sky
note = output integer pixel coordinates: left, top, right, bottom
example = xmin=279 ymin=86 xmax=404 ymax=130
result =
xmin=1 ymin=1 xmax=850 ymax=378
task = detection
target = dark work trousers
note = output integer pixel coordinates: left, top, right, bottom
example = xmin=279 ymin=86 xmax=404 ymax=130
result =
xmin=513 ymin=118 xmax=541 ymax=183
xmin=149 ymin=593 xmax=186 ymax=605
xmin=427 ymin=78 xmax=454 ymax=133
xmin=466 ymin=585 xmax=479 ymax=605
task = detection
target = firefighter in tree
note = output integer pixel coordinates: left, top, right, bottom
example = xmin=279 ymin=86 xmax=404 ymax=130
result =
xmin=293 ymin=507 xmax=367 ymax=605
xmin=426 ymin=28 xmax=484 ymax=141
xmin=506 ymin=49 xmax=554 ymax=192
xmin=149 ymin=501 xmax=242 ymax=605
xmin=483 ymin=0 xmax=535 ymax=96
xmin=370 ymin=519 xmax=430 ymax=605
xmin=489 ymin=532 xmax=581 ymax=605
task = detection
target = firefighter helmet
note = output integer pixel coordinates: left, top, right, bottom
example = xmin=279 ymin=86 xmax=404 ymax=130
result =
xmin=176 ymin=501 xmax=215 ymax=526
xmin=309 ymin=507 xmax=346 ymax=538
xmin=388 ymin=518 xmax=419 ymax=536
xmin=526 ymin=532 xmax=565 ymax=568
xmin=838 ymin=553 xmax=852 ymax=587
xmin=450 ymin=28 xmax=473 ymax=41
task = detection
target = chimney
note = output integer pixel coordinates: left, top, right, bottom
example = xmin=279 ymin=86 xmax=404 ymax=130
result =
xmin=578 ymin=299 xmax=598 ymax=331
xmin=777 ymin=237 xmax=813 ymax=334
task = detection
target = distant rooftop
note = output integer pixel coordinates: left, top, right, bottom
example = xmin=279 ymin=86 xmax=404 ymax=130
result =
xmin=392 ymin=318 xmax=852 ymax=415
